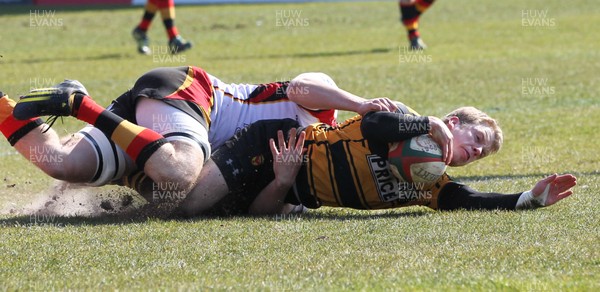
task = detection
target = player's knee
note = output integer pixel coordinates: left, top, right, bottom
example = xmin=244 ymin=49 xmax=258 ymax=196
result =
xmin=41 ymin=163 xmax=70 ymax=181
xmin=144 ymin=142 xmax=204 ymax=194
xmin=151 ymin=170 xmax=198 ymax=194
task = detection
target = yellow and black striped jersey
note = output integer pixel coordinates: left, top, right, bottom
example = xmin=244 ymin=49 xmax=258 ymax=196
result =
xmin=295 ymin=111 xmax=453 ymax=210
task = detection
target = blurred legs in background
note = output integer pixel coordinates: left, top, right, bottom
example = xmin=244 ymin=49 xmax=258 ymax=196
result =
xmin=132 ymin=0 xmax=192 ymax=55
xmin=399 ymin=0 xmax=436 ymax=50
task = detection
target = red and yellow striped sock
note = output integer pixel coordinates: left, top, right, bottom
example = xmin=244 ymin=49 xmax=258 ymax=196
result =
xmin=138 ymin=11 xmax=155 ymax=32
xmin=138 ymin=0 xmax=158 ymax=31
xmin=157 ymin=0 xmax=178 ymax=40
xmin=399 ymin=0 xmax=436 ymax=40
xmin=0 ymin=94 xmax=43 ymax=146
xmin=71 ymin=94 xmax=167 ymax=169
xmin=148 ymin=0 xmax=178 ymax=40
xmin=163 ymin=19 xmax=179 ymax=40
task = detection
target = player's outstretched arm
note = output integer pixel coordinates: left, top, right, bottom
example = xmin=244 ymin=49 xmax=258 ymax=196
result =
xmin=437 ymin=173 xmax=577 ymax=211
xmin=248 ymin=129 xmax=306 ymax=215
xmin=286 ymin=72 xmax=397 ymax=115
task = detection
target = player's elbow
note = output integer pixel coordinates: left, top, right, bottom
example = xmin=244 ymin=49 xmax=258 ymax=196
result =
xmin=287 ymin=74 xmax=312 ymax=101
xmin=360 ymin=111 xmax=379 ymax=140
xmin=287 ymin=72 xmax=336 ymax=101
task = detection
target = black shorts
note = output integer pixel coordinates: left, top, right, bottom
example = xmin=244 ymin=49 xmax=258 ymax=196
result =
xmin=204 ymin=119 xmax=302 ymax=216
xmin=108 ymin=66 xmax=210 ymax=130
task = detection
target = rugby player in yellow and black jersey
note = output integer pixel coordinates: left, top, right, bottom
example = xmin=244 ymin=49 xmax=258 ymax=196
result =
xmin=178 ymin=103 xmax=577 ymax=217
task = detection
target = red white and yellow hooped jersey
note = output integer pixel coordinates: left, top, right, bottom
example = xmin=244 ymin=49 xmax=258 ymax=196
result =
xmin=81 ymin=66 xmax=338 ymax=185
xmin=206 ymin=72 xmax=338 ymax=148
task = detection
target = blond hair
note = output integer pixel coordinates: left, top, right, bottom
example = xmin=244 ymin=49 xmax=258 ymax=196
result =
xmin=443 ymin=107 xmax=503 ymax=157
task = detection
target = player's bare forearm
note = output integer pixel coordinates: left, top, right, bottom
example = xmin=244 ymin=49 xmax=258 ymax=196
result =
xmin=287 ymin=73 xmax=396 ymax=115
xmin=287 ymin=72 xmax=360 ymax=110
xmin=248 ymin=180 xmax=292 ymax=215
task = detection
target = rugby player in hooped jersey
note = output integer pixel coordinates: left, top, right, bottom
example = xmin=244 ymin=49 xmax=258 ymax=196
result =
xmin=177 ymin=104 xmax=576 ymax=217
xmin=0 ymin=66 xmax=402 ymax=213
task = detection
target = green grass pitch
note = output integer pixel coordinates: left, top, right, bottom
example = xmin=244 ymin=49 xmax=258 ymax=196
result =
xmin=0 ymin=0 xmax=599 ymax=290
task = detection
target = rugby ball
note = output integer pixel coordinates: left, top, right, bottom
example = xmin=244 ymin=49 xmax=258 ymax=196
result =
xmin=388 ymin=135 xmax=447 ymax=184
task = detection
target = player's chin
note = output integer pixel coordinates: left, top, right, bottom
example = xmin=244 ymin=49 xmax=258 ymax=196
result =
xmin=448 ymin=158 xmax=469 ymax=167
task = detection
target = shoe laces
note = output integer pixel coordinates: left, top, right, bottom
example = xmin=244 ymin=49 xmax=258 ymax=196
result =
xmin=42 ymin=115 xmax=63 ymax=133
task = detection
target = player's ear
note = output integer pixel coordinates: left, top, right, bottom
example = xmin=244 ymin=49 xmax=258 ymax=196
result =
xmin=445 ymin=116 xmax=460 ymax=130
